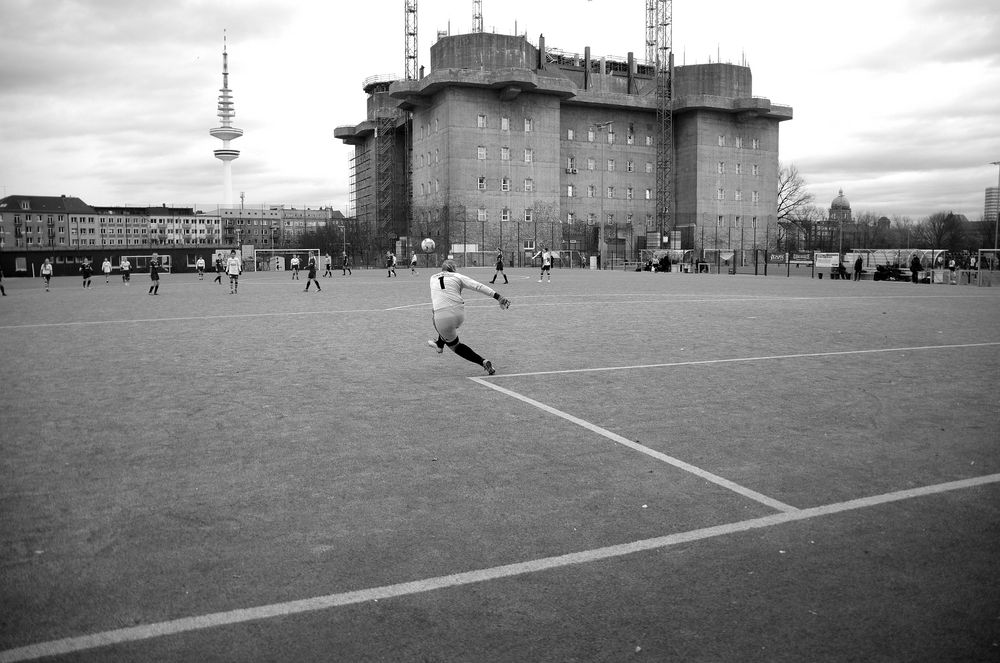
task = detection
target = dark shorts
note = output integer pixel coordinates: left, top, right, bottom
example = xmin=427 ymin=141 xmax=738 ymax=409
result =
xmin=541 ymin=265 xmax=551 ymax=273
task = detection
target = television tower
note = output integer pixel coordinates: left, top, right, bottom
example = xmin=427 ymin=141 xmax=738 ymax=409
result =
xmin=209 ymin=32 xmax=243 ymax=206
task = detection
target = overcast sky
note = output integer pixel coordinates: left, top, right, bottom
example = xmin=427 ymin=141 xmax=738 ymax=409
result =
xmin=1 ymin=0 xmax=997 ymax=220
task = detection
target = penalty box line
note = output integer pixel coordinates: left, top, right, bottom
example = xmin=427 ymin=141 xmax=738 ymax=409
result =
xmin=486 ymin=342 xmax=1000 ymax=379
xmin=3 ymin=474 xmax=998 ymax=663
xmin=469 ymin=377 xmax=797 ymax=513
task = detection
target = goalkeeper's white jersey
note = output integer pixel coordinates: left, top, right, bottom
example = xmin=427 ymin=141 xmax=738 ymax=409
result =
xmin=429 ymin=271 xmax=496 ymax=311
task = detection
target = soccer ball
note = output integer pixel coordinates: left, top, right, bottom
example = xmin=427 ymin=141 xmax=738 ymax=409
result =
xmin=421 ymin=238 xmax=436 ymax=253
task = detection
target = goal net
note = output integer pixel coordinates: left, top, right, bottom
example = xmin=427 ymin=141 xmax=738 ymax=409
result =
xmin=251 ymin=248 xmax=322 ymax=272
xmin=976 ymin=249 xmax=999 ymax=287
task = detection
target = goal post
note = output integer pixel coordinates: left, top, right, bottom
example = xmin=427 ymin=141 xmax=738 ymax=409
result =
xmin=251 ymin=248 xmax=322 ymax=272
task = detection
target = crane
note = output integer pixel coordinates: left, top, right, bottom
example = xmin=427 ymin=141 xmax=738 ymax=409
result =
xmin=472 ymin=0 xmax=483 ymax=33
xmin=647 ymin=0 xmax=673 ymax=249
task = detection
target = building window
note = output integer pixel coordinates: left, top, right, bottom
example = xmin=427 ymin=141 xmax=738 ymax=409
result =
xmin=478 ymin=176 xmax=487 ymax=190
xmin=717 ymin=188 xmax=725 ymax=200
xmin=626 ymin=160 xmax=634 ymax=172
xmin=567 ymin=156 xmax=576 ymax=170
xmin=735 ymin=136 xmax=743 ymax=148
xmin=477 ymin=146 xmax=487 ymax=160
xmin=645 ymin=162 xmax=653 ymax=173
xmin=524 ymin=148 xmax=533 ymax=162
xmin=567 ymin=185 xmax=575 ymax=197
xmin=524 ymin=118 xmax=533 ymax=132
xmin=717 ymin=215 xmax=725 ymax=227
xmin=587 ymin=213 xmax=596 ymax=225
xmin=501 ymin=208 xmax=510 ymax=221
xmin=752 ymin=164 xmax=760 ymax=176
xmin=501 ymin=177 xmax=511 ymax=192
xmin=606 ymin=213 xmax=614 ymax=224
xmin=478 ymin=208 xmax=487 ymax=221
xmin=735 ymin=162 xmax=742 ymax=175
xmin=477 ymin=114 xmax=487 ymax=128
xmin=434 ymin=149 xmax=439 ymax=163
xmin=752 ymin=138 xmax=760 ymax=149
xmin=752 ymin=191 xmax=760 ymax=203
xmin=587 ymin=129 xmax=596 ymax=142
xmin=645 ymin=188 xmax=652 ymax=200
xmin=752 ymin=216 xmax=758 ymax=229
xmin=524 ymin=209 xmax=533 ymax=222
xmin=567 ymin=128 xmax=575 ymax=140
xmin=646 ymin=135 xmax=654 ymax=146
xmin=735 ymin=216 xmax=742 ymax=228
xmin=587 ymin=157 xmax=596 ymax=171
xmin=524 ymin=178 xmax=534 ymax=192
xmin=626 ymin=131 xmax=634 ymax=145
xmin=500 ymin=146 xmax=510 ymax=161
xmin=501 ymin=116 xmax=510 ymax=131
xmin=718 ymin=135 xmax=726 ymax=147
xmin=626 ymin=187 xmax=634 ymax=200
xmin=607 ymin=186 xmax=615 ymax=199
xmin=734 ymin=190 xmax=742 ymax=201
xmin=587 ymin=185 xmax=596 ymax=198
xmin=718 ymin=161 xmax=726 ymax=174
xmin=607 ymin=159 xmax=615 ymax=172
xmin=567 ymin=212 xmax=575 ymax=223
xmin=607 ymin=131 xmax=615 ymax=144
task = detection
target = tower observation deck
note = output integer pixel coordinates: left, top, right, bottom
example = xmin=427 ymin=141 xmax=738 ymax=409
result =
xmin=210 ymin=33 xmax=243 ymax=205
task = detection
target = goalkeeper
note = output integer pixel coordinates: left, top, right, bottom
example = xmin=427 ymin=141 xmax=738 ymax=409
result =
xmin=427 ymin=259 xmax=511 ymax=375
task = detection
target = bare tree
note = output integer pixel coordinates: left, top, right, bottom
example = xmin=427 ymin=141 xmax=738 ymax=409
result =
xmin=919 ymin=211 xmax=968 ymax=252
xmin=777 ymin=163 xmax=815 ymax=223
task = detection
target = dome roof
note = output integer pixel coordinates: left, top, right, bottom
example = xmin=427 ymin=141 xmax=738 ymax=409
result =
xmin=831 ymin=188 xmax=851 ymax=209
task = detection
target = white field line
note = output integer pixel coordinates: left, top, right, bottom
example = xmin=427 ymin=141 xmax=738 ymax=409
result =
xmin=2 ymin=473 xmax=998 ymax=663
xmin=469 ymin=376 xmax=798 ymax=513
xmin=485 ymin=342 xmax=1000 ymax=379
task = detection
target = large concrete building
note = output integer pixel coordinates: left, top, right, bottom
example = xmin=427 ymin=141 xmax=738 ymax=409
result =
xmin=335 ymin=31 xmax=791 ymax=267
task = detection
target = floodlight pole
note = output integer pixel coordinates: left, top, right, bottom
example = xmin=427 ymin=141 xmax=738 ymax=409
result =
xmin=592 ymin=121 xmax=612 ymax=269
xmin=991 ymin=161 xmax=1000 ymax=254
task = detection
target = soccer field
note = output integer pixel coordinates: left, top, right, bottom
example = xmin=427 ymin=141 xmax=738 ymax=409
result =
xmin=1 ymin=268 xmax=999 ymax=662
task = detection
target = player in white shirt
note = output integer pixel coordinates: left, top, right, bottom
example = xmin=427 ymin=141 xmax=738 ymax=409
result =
xmin=427 ymin=259 xmax=510 ymax=375
xmin=532 ymin=247 xmax=555 ymax=282
xmin=101 ymin=258 xmax=113 ymax=284
xmin=120 ymin=258 xmax=132 ymax=285
xmin=226 ymin=250 xmax=242 ymax=294
xmin=195 ymin=256 xmax=206 ymax=280
xmin=290 ymin=255 xmax=301 ymax=280
xmin=40 ymin=258 xmax=53 ymax=291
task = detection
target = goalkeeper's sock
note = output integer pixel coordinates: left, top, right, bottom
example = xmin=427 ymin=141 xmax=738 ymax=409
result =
xmin=452 ymin=342 xmax=485 ymax=366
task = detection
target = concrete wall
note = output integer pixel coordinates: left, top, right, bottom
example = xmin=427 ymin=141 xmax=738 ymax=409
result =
xmin=431 ymin=33 xmax=539 ymax=71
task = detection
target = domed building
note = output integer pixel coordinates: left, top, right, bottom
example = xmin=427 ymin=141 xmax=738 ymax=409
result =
xmin=829 ymin=189 xmax=852 ymax=225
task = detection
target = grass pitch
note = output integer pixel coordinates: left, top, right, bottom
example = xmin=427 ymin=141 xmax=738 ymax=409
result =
xmin=1 ymin=268 xmax=999 ymax=662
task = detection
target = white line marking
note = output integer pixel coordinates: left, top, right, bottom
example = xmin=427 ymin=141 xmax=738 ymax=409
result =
xmin=485 ymin=342 xmax=1000 ymax=378
xmin=469 ymin=377 xmax=798 ymax=513
xmin=3 ymin=473 xmax=997 ymax=663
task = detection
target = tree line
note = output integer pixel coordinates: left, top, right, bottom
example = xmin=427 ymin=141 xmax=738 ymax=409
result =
xmin=777 ymin=163 xmax=995 ymax=254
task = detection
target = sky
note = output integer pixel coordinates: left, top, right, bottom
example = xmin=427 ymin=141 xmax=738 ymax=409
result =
xmin=1 ymin=0 xmax=998 ymax=221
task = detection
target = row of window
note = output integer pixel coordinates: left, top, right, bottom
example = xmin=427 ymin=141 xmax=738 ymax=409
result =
xmin=718 ymin=135 xmax=761 ymax=149
xmin=566 ymin=157 xmax=653 ymax=173
xmin=413 ymin=208 xmax=655 ymax=227
xmin=717 ymin=162 xmax=761 ymax=176
xmin=3 ymin=238 xmax=225 ymax=248
xmin=716 ymin=215 xmax=762 ymax=228
xmin=717 ymin=189 xmax=762 ymax=203
xmin=565 ymin=185 xmax=652 ymax=200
